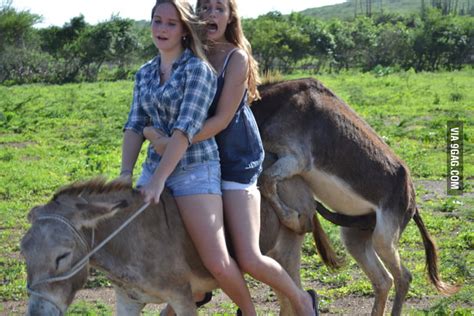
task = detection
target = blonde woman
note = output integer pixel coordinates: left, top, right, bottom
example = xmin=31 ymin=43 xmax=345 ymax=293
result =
xmin=122 ymin=0 xmax=256 ymax=314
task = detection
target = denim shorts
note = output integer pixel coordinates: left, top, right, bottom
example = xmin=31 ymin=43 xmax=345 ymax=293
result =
xmin=136 ymin=160 xmax=222 ymax=197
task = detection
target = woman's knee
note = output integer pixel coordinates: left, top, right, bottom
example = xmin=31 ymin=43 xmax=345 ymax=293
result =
xmin=202 ymin=256 xmax=232 ymax=279
xmin=237 ymin=253 xmax=262 ymax=276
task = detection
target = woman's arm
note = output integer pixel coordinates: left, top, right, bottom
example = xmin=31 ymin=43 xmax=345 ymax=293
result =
xmin=120 ymin=130 xmax=144 ymax=181
xmin=121 ymin=73 xmax=148 ymax=179
xmin=143 ymin=126 xmax=168 ymax=155
xmin=192 ymin=49 xmax=249 ymax=143
xmin=140 ymin=130 xmax=188 ymax=203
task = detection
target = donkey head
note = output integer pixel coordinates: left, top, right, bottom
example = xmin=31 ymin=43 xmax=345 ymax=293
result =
xmin=21 ymin=178 xmax=131 ymax=315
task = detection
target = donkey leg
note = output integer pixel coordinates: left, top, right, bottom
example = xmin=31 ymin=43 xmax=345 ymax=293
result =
xmin=168 ymin=298 xmax=197 ymax=316
xmin=372 ymin=211 xmax=412 ymax=316
xmin=115 ymin=287 xmax=145 ymax=316
xmin=165 ymin=284 xmax=198 ymax=316
xmin=341 ymin=227 xmax=393 ymax=316
xmin=260 ymin=155 xmax=309 ymax=233
xmin=391 ymin=264 xmax=412 ymax=316
xmin=266 ymin=227 xmax=305 ymax=316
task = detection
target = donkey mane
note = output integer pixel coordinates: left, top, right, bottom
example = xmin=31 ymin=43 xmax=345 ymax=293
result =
xmin=52 ymin=177 xmax=134 ymax=201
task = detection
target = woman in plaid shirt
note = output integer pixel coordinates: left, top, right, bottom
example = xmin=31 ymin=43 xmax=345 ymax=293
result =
xmin=120 ymin=0 xmax=256 ymax=314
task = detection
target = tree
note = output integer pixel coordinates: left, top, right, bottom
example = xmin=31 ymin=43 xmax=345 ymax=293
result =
xmin=369 ymin=21 xmax=414 ymax=69
xmin=288 ymin=13 xmax=335 ymax=72
xmin=244 ymin=12 xmax=306 ymax=73
xmin=431 ymin=0 xmax=463 ymax=15
xmin=243 ymin=16 xmax=281 ymax=72
xmin=107 ymin=16 xmax=140 ymax=69
xmin=0 ymin=2 xmax=41 ymax=50
xmin=38 ymin=15 xmax=86 ymax=57
xmin=413 ymin=8 xmax=473 ymax=70
xmin=327 ymin=20 xmax=356 ymax=71
xmin=0 ymin=2 xmax=45 ymax=84
xmin=352 ymin=17 xmax=378 ymax=70
xmin=70 ymin=16 xmax=139 ymax=81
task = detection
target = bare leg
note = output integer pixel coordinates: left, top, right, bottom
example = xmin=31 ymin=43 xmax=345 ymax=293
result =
xmin=223 ymin=189 xmax=315 ymax=315
xmin=175 ymin=194 xmax=256 ymax=316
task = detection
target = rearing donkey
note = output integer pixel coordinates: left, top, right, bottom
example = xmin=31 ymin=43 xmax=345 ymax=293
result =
xmin=252 ymin=78 xmax=459 ymax=316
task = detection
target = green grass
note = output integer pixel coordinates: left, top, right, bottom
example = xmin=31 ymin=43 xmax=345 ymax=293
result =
xmin=0 ymin=69 xmax=472 ymax=313
xmin=301 ymin=0 xmax=473 ymax=20
xmin=68 ymin=300 xmax=112 ymax=315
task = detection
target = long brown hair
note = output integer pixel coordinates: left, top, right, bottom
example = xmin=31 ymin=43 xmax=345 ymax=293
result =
xmin=196 ymin=0 xmax=261 ymax=102
xmin=152 ymin=0 xmax=211 ymax=67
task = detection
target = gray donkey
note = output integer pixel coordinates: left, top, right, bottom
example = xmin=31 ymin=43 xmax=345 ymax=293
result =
xmin=252 ymin=78 xmax=459 ymax=316
xmin=21 ymin=175 xmax=340 ymax=316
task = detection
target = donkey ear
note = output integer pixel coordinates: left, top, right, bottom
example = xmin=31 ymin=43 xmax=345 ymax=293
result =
xmin=27 ymin=206 xmax=43 ymax=223
xmin=74 ymin=200 xmax=129 ymax=228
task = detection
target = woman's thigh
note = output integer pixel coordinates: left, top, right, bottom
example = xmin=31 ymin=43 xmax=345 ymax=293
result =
xmin=222 ymin=188 xmax=262 ymax=259
xmin=175 ymin=195 xmax=230 ymax=266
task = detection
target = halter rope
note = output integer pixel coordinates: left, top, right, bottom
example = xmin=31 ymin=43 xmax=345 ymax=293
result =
xmin=27 ymin=202 xmax=151 ymax=308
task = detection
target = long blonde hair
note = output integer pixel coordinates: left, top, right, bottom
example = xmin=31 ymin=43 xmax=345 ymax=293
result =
xmin=152 ymin=0 xmax=210 ymax=66
xmin=196 ymin=0 xmax=261 ymax=102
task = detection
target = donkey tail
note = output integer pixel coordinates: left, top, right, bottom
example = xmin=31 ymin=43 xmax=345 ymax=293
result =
xmin=413 ymin=207 xmax=459 ymax=294
xmin=312 ymin=213 xmax=343 ymax=270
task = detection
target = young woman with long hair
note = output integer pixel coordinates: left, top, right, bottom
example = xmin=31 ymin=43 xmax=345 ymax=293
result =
xmin=121 ymin=0 xmax=256 ymax=314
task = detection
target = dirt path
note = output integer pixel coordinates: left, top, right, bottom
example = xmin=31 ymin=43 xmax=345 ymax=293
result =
xmin=0 ymin=285 xmax=449 ymax=315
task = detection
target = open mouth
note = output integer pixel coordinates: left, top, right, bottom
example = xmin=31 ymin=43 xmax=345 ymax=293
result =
xmin=157 ymin=36 xmax=168 ymax=41
xmin=207 ymin=22 xmax=218 ymax=33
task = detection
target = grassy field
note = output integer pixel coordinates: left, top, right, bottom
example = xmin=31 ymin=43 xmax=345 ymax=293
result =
xmin=301 ymin=0 xmax=473 ymax=20
xmin=0 ymin=68 xmax=472 ymax=315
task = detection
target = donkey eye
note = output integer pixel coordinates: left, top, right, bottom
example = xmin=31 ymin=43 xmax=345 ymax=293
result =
xmin=55 ymin=252 xmax=71 ymax=270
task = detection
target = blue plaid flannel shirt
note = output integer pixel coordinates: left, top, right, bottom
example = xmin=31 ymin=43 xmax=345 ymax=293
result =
xmin=124 ymin=49 xmax=219 ymax=169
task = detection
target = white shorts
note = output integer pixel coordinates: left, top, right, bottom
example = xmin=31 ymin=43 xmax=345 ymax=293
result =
xmin=221 ymin=180 xmax=258 ymax=191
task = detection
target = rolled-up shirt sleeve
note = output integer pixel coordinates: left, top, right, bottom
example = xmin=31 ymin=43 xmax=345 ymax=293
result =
xmin=124 ymin=74 xmax=148 ymax=135
xmin=173 ymin=61 xmax=217 ymax=144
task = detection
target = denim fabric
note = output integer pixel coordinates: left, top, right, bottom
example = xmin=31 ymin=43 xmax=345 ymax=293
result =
xmin=208 ymin=49 xmax=264 ymax=184
xmin=136 ymin=160 xmax=222 ymax=197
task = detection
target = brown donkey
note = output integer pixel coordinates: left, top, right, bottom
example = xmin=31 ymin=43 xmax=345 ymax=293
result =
xmin=252 ymin=78 xmax=459 ymax=316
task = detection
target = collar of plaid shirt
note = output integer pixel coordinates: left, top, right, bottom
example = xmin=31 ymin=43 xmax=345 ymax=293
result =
xmin=157 ymin=48 xmax=193 ymax=75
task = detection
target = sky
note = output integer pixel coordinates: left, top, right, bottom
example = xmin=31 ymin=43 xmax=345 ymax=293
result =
xmin=10 ymin=0 xmax=347 ymax=28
